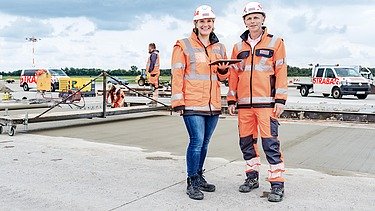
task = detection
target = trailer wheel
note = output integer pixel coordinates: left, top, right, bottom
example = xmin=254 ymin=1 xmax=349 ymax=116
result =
xmin=8 ymin=126 xmax=16 ymax=136
xmin=300 ymin=86 xmax=309 ymax=97
xmin=332 ymin=87 xmax=342 ymax=99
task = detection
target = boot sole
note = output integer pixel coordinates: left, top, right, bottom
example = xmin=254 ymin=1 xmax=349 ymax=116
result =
xmin=239 ymin=184 xmax=259 ymax=193
xmin=186 ymin=192 xmax=204 ymax=200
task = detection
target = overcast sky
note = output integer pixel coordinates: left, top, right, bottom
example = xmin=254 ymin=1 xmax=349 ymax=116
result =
xmin=0 ymin=0 xmax=374 ymax=72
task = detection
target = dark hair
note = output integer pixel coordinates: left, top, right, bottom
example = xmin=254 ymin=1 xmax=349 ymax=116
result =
xmin=149 ymin=43 xmax=156 ymax=49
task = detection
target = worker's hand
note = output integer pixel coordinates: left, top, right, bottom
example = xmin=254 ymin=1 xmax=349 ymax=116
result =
xmin=217 ymin=62 xmax=230 ymax=74
xmin=228 ymin=104 xmax=236 ymax=116
xmin=177 ymin=110 xmax=184 ymax=115
xmin=273 ymin=103 xmax=284 ymax=118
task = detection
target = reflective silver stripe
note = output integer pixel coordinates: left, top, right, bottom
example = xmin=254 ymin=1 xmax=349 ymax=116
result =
xmin=236 ymin=42 xmax=242 ymax=52
xmin=182 ymin=38 xmax=196 ymax=73
xmin=244 ymin=65 xmax=252 ymax=71
xmin=194 ymin=48 xmax=205 ymax=53
xmin=238 ymin=97 xmax=275 ymax=104
xmin=154 ymin=64 xmax=159 ymax=67
xmin=172 ymin=62 xmax=185 ymax=69
xmin=212 ymin=49 xmax=221 ymax=54
xmin=185 ymin=74 xmax=217 ymax=81
xmin=254 ymin=64 xmax=272 ymax=72
xmin=255 ymin=36 xmax=278 ymax=71
xmin=227 ymin=90 xmax=236 ymax=97
xmin=275 ymin=58 xmax=284 ymax=66
xmin=185 ymin=104 xmax=220 ymax=111
xmin=171 ymin=93 xmax=183 ymax=101
xmin=219 ymin=43 xmax=225 ymax=57
xmin=276 ymin=88 xmax=288 ymax=95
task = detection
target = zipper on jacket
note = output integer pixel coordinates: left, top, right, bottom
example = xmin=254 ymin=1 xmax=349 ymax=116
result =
xmin=198 ymin=37 xmax=214 ymax=115
xmin=204 ymin=46 xmax=213 ymax=115
xmin=246 ymin=37 xmax=262 ymax=107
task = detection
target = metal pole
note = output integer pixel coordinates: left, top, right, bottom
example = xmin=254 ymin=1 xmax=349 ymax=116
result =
xmin=25 ymin=36 xmax=40 ymax=67
xmin=102 ymin=71 xmax=107 ymax=118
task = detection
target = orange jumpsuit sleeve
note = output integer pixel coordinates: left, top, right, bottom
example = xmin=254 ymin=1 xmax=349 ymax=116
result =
xmin=216 ymin=44 xmax=229 ymax=81
xmin=274 ymin=38 xmax=288 ymax=105
xmin=171 ymin=41 xmax=186 ymax=111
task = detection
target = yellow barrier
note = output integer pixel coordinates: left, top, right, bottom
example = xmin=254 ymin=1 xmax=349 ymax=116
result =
xmin=59 ymin=78 xmax=92 ymax=92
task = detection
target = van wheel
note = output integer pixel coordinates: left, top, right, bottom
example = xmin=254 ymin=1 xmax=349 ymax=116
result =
xmin=22 ymin=83 xmax=29 ymax=91
xmin=51 ymin=83 xmax=56 ymax=92
xmin=300 ymin=86 xmax=309 ymax=97
xmin=138 ymin=79 xmax=145 ymax=86
xmin=332 ymin=87 xmax=342 ymax=99
xmin=356 ymin=94 xmax=368 ymax=99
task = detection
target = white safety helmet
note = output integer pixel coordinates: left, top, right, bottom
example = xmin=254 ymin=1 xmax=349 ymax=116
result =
xmin=243 ymin=2 xmax=265 ymax=17
xmin=193 ymin=5 xmax=216 ymax=21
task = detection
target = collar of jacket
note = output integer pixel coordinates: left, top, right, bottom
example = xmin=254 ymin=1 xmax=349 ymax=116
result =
xmin=150 ymin=49 xmax=159 ymax=54
xmin=190 ymin=30 xmax=220 ymax=46
xmin=240 ymin=26 xmax=268 ymax=42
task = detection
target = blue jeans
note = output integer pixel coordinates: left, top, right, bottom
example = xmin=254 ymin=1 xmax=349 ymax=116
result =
xmin=183 ymin=114 xmax=219 ymax=177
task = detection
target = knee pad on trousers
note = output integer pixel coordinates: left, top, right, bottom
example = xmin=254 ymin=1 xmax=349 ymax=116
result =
xmin=262 ymin=137 xmax=282 ymax=165
xmin=240 ymin=135 xmax=257 ymax=160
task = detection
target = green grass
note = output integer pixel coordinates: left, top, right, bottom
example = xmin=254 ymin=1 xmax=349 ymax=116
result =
xmin=1 ymin=75 xmax=171 ymax=84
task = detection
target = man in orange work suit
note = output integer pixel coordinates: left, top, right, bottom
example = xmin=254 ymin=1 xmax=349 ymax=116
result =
xmin=227 ymin=2 xmax=288 ymax=202
xmin=146 ymin=43 xmax=160 ymax=105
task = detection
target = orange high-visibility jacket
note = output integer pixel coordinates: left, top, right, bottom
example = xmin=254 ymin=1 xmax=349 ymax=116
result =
xmin=227 ymin=27 xmax=287 ymax=108
xmin=146 ymin=50 xmax=160 ymax=87
xmin=171 ymin=31 xmax=228 ymax=115
xmin=146 ymin=50 xmax=160 ymax=75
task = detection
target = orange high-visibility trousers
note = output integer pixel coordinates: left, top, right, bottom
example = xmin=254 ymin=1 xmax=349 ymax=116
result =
xmin=238 ymin=107 xmax=285 ymax=183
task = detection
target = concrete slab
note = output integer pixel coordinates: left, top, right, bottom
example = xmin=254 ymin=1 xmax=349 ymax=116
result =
xmin=0 ymin=134 xmax=374 ymax=210
xmin=30 ymin=114 xmax=375 ymax=176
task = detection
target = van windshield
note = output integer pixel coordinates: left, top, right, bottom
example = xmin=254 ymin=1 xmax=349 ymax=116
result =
xmin=49 ymin=69 xmax=68 ymax=76
xmin=334 ymin=68 xmax=361 ymax=77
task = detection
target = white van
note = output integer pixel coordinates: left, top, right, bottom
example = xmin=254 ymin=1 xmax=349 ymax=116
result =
xmin=19 ymin=68 xmax=70 ymax=91
xmin=295 ymin=64 xmax=371 ymax=99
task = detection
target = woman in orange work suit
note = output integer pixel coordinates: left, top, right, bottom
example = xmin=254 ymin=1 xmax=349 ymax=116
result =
xmin=171 ymin=5 xmax=230 ymax=200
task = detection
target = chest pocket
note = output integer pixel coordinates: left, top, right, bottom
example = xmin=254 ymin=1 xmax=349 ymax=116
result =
xmin=255 ymin=48 xmax=274 ymax=58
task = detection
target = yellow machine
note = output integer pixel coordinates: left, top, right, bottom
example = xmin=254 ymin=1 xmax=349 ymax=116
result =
xmin=2 ymin=92 xmax=12 ymax=101
xmin=135 ymin=72 xmax=150 ymax=86
xmin=36 ymin=70 xmax=52 ymax=91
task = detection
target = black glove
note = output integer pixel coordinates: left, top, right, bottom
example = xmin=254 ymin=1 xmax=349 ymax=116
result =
xmin=217 ymin=68 xmax=229 ymax=75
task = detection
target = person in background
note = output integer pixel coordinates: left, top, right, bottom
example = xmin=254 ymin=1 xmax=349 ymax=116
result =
xmin=106 ymin=84 xmax=126 ymax=108
xmin=171 ymin=5 xmax=230 ymax=200
xmin=227 ymin=1 xmax=288 ymax=202
xmin=146 ymin=43 xmax=160 ymax=106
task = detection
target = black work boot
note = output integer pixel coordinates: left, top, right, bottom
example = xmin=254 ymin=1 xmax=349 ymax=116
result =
xmin=268 ymin=185 xmax=284 ymax=202
xmin=239 ymin=171 xmax=259 ymax=193
xmin=198 ymin=170 xmax=215 ymax=192
xmin=186 ymin=175 xmax=204 ymax=200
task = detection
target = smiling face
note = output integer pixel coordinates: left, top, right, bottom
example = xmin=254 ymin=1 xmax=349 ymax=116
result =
xmin=195 ymin=18 xmax=214 ymax=36
xmin=243 ymin=13 xmax=265 ymax=34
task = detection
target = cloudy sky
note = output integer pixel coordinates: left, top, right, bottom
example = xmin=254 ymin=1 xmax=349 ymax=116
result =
xmin=0 ymin=0 xmax=374 ymax=72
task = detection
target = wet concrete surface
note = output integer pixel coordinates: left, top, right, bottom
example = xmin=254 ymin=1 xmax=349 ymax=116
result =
xmin=31 ymin=113 xmax=375 ymax=176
